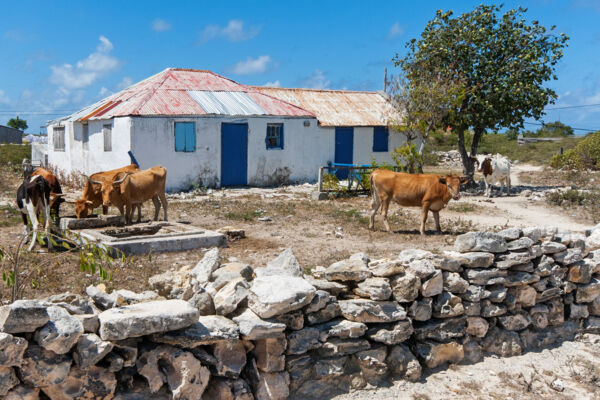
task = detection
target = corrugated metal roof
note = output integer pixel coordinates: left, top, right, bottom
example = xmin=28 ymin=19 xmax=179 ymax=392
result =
xmin=253 ymin=87 xmax=398 ymax=127
xmin=188 ymin=91 xmax=266 ymax=116
xmin=52 ymin=68 xmax=314 ymax=123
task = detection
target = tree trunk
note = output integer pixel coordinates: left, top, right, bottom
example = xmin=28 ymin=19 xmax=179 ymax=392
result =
xmin=456 ymin=126 xmax=474 ymax=179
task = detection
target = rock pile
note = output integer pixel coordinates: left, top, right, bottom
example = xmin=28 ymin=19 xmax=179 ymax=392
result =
xmin=1 ymin=225 xmax=600 ymax=399
xmin=433 ymin=150 xmax=463 ymax=167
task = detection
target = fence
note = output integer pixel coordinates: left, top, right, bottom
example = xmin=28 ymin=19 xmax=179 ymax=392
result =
xmin=317 ymin=163 xmax=404 ymax=194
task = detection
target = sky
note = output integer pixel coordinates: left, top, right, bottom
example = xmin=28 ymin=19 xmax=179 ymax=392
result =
xmin=1 ymin=0 xmax=600 ymax=134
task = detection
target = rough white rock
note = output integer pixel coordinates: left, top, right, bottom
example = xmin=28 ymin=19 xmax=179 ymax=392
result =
xmin=0 ymin=300 xmax=49 ymax=333
xmin=73 ymin=333 xmax=114 ymax=369
xmin=214 ymin=277 xmax=250 ymax=316
xmin=35 ymin=306 xmax=83 ymax=354
xmin=233 ymin=309 xmax=286 ymax=340
xmin=153 ymin=315 xmax=239 ymax=347
xmin=256 ymin=248 xmax=303 ymax=277
xmin=248 ymin=276 xmax=316 ymax=318
xmin=354 ymin=277 xmax=392 ymax=300
xmin=338 ymin=299 xmax=406 ymax=323
xmin=454 ymin=232 xmax=507 ymax=253
xmin=313 ymin=259 xmax=372 ymax=282
xmin=18 ymin=344 xmax=72 ymax=387
xmin=0 ymin=333 xmax=27 ymax=367
xmin=189 ymin=247 xmax=221 ymax=287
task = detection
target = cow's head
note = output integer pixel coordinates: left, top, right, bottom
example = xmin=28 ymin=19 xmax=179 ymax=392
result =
xmin=100 ymin=173 xmax=131 ymax=207
xmin=75 ymin=198 xmax=94 ymax=218
xmin=49 ymin=193 xmax=65 ymax=208
xmin=439 ymin=175 xmax=469 ymax=201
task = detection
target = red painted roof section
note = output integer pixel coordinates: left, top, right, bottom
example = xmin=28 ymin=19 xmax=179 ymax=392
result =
xmin=71 ymin=68 xmax=314 ymax=121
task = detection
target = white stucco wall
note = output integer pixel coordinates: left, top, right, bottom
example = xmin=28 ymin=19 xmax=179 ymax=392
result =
xmin=48 ymin=114 xmax=414 ymax=191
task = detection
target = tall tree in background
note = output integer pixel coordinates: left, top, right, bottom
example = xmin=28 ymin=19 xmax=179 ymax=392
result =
xmin=7 ymin=116 xmax=28 ymax=131
xmin=394 ymin=5 xmax=569 ymax=180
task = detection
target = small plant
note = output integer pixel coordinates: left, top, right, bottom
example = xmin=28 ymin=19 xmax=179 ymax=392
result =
xmin=391 ymin=143 xmax=424 ymax=173
xmin=550 ymin=131 xmax=600 ymax=170
xmin=322 ymin=173 xmax=340 ymax=190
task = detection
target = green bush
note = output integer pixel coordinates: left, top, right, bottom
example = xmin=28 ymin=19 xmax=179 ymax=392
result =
xmin=550 ymin=131 xmax=600 ymax=170
xmin=391 ymin=143 xmax=423 ymax=173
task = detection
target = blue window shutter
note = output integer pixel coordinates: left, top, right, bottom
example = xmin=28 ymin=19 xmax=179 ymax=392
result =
xmin=185 ymin=122 xmax=196 ymax=152
xmin=175 ymin=123 xmax=185 ymax=152
xmin=373 ymin=127 xmax=389 ymax=152
xmin=280 ymin=124 xmax=284 ymax=149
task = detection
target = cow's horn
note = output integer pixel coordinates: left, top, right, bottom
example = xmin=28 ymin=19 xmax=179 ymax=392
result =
xmin=84 ymin=175 xmax=102 ymax=185
xmin=113 ymin=173 xmax=132 ymax=185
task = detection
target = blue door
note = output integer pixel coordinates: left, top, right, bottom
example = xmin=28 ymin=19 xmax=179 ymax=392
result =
xmin=334 ymin=127 xmax=354 ymax=179
xmin=221 ymin=123 xmax=248 ymax=186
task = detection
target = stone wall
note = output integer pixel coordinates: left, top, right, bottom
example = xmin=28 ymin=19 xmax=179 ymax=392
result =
xmin=1 ymin=225 xmax=600 ymax=399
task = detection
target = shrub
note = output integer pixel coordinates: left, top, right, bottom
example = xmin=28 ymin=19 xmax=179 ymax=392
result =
xmin=391 ymin=143 xmax=423 ymax=173
xmin=550 ymin=131 xmax=600 ymax=170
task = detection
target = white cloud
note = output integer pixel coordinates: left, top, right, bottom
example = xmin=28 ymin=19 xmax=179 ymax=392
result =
xmin=300 ymin=69 xmax=330 ymax=89
xmin=50 ymin=35 xmax=119 ymax=90
xmin=20 ymin=89 xmax=34 ymax=101
xmin=116 ymin=76 xmax=134 ymax=90
xmin=229 ymin=55 xmax=271 ymax=75
xmin=263 ymin=80 xmax=280 ymax=87
xmin=98 ymin=87 xmax=110 ymax=97
xmin=387 ymin=22 xmax=404 ymax=39
xmin=0 ymin=89 xmax=10 ymax=104
xmin=200 ymin=20 xmax=259 ymax=43
xmin=152 ymin=19 xmax=172 ymax=32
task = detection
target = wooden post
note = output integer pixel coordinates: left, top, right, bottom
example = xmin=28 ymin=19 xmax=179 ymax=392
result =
xmin=318 ymin=167 xmax=324 ymax=192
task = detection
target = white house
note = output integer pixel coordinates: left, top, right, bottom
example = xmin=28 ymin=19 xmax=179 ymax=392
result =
xmin=46 ymin=68 xmax=409 ymax=191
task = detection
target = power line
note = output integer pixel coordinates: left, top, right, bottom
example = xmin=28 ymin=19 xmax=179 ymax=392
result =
xmin=546 ymin=103 xmax=600 ymax=111
xmin=523 ymin=121 xmax=598 ymax=132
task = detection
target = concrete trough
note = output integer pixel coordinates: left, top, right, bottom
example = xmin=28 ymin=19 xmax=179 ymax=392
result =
xmin=68 ymin=220 xmax=226 ymax=256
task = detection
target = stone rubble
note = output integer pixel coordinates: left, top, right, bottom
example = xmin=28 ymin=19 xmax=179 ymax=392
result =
xmin=1 ymin=223 xmax=600 ymax=399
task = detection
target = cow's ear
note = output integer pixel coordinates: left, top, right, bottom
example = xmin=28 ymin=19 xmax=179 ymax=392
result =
xmin=439 ymin=177 xmax=447 ymax=185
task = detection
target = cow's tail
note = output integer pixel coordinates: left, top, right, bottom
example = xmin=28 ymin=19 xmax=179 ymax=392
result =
xmin=370 ymin=171 xmax=380 ymax=212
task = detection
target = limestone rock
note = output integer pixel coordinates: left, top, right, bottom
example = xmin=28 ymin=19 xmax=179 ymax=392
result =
xmin=444 ymin=251 xmax=494 ymax=268
xmin=44 ymin=292 xmax=97 ymax=315
xmin=415 ymin=341 xmax=464 ymax=368
xmin=547 ymin=298 xmax=566 ymax=326
xmin=432 ymin=292 xmax=464 ymax=318
xmin=466 ymin=317 xmax=488 ymax=338
xmin=137 ymin=345 xmax=210 ymax=397
xmin=569 ymin=303 xmax=589 ymax=319
xmin=386 ymin=345 xmax=421 ymax=381
xmin=0 ymin=367 xmax=18 ymax=396
xmin=495 ymin=251 xmax=534 ymax=269
xmin=188 ymin=288 xmax=216 ymax=316
xmin=189 ymin=247 xmax=221 ymax=287
xmin=368 ymin=258 xmax=405 ymax=277
xmin=210 ymin=263 xmax=254 ymax=294
xmin=306 ymin=301 xmax=342 ymax=325
xmin=112 ymin=289 xmax=162 ymax=305
xmin=86 ymin=285 xmax=124 ymax=310
xmin=148 ymin=267 xmax=191 ymax=299
xmin=431 ymin=255 xmax=463 ymax=272
xmin=498 ymin=312 xmax=532 ymax=331
xmin=465 ymin=268 xmax=507 ymax=285
xmin=35 ymin=306 xmax=83 ymax=354
xmin=408 ymin=298 xmax=433 ymax=321
xmin=459 ymin=285 xmax=487 ymax=302
xmin=454 ymin=232 xmax=507 ymax=253
xmin=248 ymin=276 xmax=316 ymax=318
xmin=443 ymin=272 xmax=469 ymax=294
xmin=529 ymin=305 xmax=549 ymax=329
xmin=272 ymin=311 xmax=304 ymax=331
xmin=17 ymin=344 xmax=72 ymax=387
xmin=254 ymin=335 xmax=287 ymax=372
xmin=354 ymin=346 xmax=388 ymax=383
xmin=576 ymin=278 xmax=600 ymax=303
xmin=354 ymin=277 xmax=392 ymax=300
xmin=586 ymin=229 xmax=600 ymax=251
xmin=397 ymin=249 xmax=433 ymax=263
xmin=255 ymin=371 xmax=290 ymax=400
xmin=41 ymin=366 xmax=116 ymax=400
xmin=553 ymin=248 xmax=583 ymax=265
xmin=213 ymin=339 xmax=247 ymax=376
xmin=541 ymin=241 xmax=567 ymax=254
xmin=75 ymin=314 xmax=99 ymax=333
xmin=153 ymin=315 xmax=239 ymax=347
xmin=482 ymin=327 xmax=522 ymax=357
xmin=0 ymin=300 xmax=49 ymax=333
xmin=4 ymin=385 xmax=40 ymax=400
xmin=74 ymin=333 xmax=113 ymax=369
xmin=481 ymin=300 xmax=507 ymax=318
xmin=319 ymin=338 xmax=371 ymax=357
xmin=313 ymin=258 xmax=371 ymax=282
xmin=487 ymin=285 xmax=508 ymax=302
xmin=256 ymin=248 xmax=303 ymax=277
xmin=509 ymin=286 xmax=537 ymax=307
xmin=0 ymin=333 xmax=27 ymax=367
xmin=414 ymin=316 xmax=466 ymax=341
xmin=366 ymin=320 xmax=413 ymax=345
xmin=287 ymin=328 xmax=321 ymax=355
xmin=305 ymin=290 xmax=331 ymax=313
xmin=390 ymin=273 xmax=421 ymax=303
xmin=590 ymin=297 xmax=600 ymax=316
xmin=503 ymin=271 xmax=540 ymax=287
xmin=202 ymin=377 xmax=253 ymax=400
xmin=303 ymin=276 xmax=347 ymax=296
xmin=98 ymin=299 xmax=199 ymax=341
xmin=406 ymin=259 xmax=436 ymax=279
xmin=568 ymin=261 xmax=594 ymax=284
xmin=316 ymin=319 xmax=367 ymax=340
xmin=498 ymin=227 xmax=522 ymax=241
xmin=463 ymin=301 xmax=481 ymax=316
xmin=420 ymin=271 xmax=443 ymax=297
xmin=522 ymin=227 xmax=542 ymax=242
xmin=233 ymin=309 xmax=286 ymax=340
xmin=506 ymin=237 xmax=534 ymax=251
xmin=339 ymin=299 xmax=406 ymax=323
xmin=214 ymin=277 xmax=250 ymax=316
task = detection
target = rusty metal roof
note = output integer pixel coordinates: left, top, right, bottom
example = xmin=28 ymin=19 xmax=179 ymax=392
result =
xmin=53 ymin=69 xmax=314 ymax=123
xmin=253 ymin=87 xmax=397 ymax=127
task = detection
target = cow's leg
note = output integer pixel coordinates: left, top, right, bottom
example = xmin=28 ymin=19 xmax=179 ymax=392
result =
xmin=158 ymin=192 xmax=168 ymax=221
xmin=506 ymin=176 xmax=511 ymax=196
xmin=125 ymin=205 xmax=133 ymax=225
xmin=381 ymin=197 xmax=392 ymax=232
xmin=42 ymin=198 xmax=52 ymax=251
xmin=136 ymin=203 xmax=142 ymax=223
xmin=485 ymin=177 xmax=491 ymax=197
xmin=369 ymin=190 xmax=381 ymax=230
xmin=102 ymin=205 xmax=108 ymax=215
xmin=433 ymin=210 xmax=442 ymax=234
xmin=118 ymin=205 xmax=126 ymax=225
xmin=420 ymin=204 xmax=430 ymax=236
xmin=151 ymin=196 xmax=160 ymax=221
xmin=25 ymin=201 xmax=38 ymax=251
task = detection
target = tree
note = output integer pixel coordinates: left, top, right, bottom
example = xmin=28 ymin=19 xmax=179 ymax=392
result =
xmin=394 ymin=5 xmax=569 ymax=180
xmin=387 ymin=71 xmax=465 ymax=155
xmin=7 ymin=116 xmax=28 ymax=131
xmin=535 ymin=121 xmax=574 ymax=137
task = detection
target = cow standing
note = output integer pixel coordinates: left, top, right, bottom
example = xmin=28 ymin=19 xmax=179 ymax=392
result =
xmin=16 ymin=175 xmax=52 ymax=251
xmin=95 ymin=166 xmax=168 ymax=225
xmin=369 ymin=169 xmax=468 ymax=235
xmin=476 ymin=154 xmax=511 ymax=197
xmin=76 ymin=164 xmax=140 ymax=218
xmin=31 ymin=167 xmax=64 ymax=222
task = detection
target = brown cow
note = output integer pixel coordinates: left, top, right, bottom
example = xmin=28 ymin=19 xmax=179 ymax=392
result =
xmin=96 ymin=166 xmax=168 ymax=225
xmin=369 ymin=169 xmax=468 ymax=235
xmin=31 ymin=167 xmax=64 ymax=220
xmin=75 ymin=164 xmax=140 ymax=218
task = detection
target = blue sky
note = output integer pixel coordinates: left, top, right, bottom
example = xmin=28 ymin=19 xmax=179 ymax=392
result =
xmin=1 ymin=0 xmax=600 ymax=134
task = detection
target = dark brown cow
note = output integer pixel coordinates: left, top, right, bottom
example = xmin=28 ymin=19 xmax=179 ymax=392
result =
xmin=94 ymin=166 xmax=168 ymax=225
xmin=16 ymin=175 xmax=52 ymax=251
xmin=31 ymin=167 xmax=64 ymax=220
xmin=369 ymin=169 xmax=468 ymax=235
xmin=75 ymin=164 xmax=140 ymax=218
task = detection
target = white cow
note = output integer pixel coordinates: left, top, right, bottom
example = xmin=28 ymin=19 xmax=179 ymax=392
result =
xmin=476 ymin=154 xmax=511 ymax=197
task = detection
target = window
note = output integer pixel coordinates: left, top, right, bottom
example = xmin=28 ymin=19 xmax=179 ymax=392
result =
xmin=266 ymin=123 xmax=284 ymax=149
xmin=103 ymin=124 xmax=112 ymax=152
xmin=373 ymin=126 xmax=389 ymax=152
xmin=53 ymin=127 xmax=65 ymax=152
xmin=175 ymin=122 xmax=196 ymax=152
xmin=82 ymin=124 xmax=89 ymax=150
